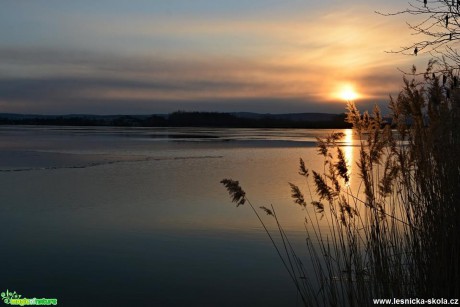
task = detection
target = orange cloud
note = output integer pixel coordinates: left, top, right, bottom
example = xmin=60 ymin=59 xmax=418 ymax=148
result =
xmin=1 ymin=6 xmax=428 ymax=113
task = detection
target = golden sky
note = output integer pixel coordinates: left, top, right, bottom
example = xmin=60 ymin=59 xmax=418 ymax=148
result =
xmin=0 ymin=1 xmax=430 ymax=114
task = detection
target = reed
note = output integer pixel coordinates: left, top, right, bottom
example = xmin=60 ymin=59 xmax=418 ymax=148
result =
xmin=222 ymin=72 xmax=460 ymax=306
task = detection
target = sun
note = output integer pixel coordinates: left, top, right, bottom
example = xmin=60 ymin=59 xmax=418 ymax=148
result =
xmin=339 ymin=85 xmax=359 ymax=101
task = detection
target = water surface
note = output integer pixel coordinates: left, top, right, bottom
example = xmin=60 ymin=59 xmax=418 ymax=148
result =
xmin=0 ymin=126 xmax=357 ymax=306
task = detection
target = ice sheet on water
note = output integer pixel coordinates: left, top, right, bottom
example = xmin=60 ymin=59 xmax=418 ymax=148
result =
xmin=0 ymin=150 xmax=223 ymax=172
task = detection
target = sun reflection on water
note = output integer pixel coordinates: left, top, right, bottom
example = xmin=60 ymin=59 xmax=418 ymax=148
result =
xmin=343 ymin=129 xmax=354 ymax=186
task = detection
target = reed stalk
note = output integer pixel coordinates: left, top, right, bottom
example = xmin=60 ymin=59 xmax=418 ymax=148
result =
xmin=222 ymin=73 xmax=459 ymax=306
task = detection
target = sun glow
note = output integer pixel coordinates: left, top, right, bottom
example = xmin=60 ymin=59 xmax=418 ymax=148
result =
xmin=332 ymin=83 xmax=360 ymax=102
xmin=339 ymin=86 xmax=358 ymax=101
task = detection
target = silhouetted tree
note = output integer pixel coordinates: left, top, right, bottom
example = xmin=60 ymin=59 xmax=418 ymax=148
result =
xmin=376 ymin=0 xmax=460 ymax=95
xmin=377 ymin=0 xmax=460 ymax=60
xmin=379 ymin=0 xmax=460 ymax=72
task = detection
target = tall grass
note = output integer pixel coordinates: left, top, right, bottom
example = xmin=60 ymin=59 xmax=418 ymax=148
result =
xmin=222 ymin=72 xmax=459 ymax=306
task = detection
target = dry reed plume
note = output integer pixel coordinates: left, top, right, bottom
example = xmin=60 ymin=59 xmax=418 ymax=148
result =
xmin=222 ymin=69 xmax=459 ymax=306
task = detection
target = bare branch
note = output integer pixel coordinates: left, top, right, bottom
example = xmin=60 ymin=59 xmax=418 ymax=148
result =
xmin=380 ymin=0 xmax=460 ymax=71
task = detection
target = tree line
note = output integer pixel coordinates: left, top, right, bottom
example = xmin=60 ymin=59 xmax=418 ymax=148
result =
xmin=0 ymin=111 xmax=352 ymax=129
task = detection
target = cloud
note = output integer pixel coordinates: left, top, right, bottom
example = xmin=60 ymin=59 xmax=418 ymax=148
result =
xmin=0 ymin=45 xmax=412 ymax=114
xmin=0 ymin=75 xmax=335 ymax=114
xmin=0 ymin=5 xmax=425 ymax=117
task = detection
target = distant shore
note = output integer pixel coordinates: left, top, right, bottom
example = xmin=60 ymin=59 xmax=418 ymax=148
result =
xmin=0 ymin=111 xmax=353 ymax=129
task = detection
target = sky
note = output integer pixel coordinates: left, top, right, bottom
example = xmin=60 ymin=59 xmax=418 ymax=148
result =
xmin=0 ymin=0 xmax=431 ymax=115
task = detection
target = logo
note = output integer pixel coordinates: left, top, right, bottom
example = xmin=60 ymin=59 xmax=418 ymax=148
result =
xmin=1 ymin=290 xmax=57 ymax=306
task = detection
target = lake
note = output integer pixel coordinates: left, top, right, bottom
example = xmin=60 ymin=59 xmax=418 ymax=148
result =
xmin=0 ymin=126 xmax=357 ymax=306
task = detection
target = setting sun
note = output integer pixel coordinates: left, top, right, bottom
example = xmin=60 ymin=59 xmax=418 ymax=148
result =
xmin=332 ymin=83 xmax=362 ymax=101
xmin=339 ymin=85 xmax=359 ymax=101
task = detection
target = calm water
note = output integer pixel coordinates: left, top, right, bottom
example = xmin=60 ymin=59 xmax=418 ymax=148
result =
xmin=0 ymin=126 xmax=357 ymax=306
